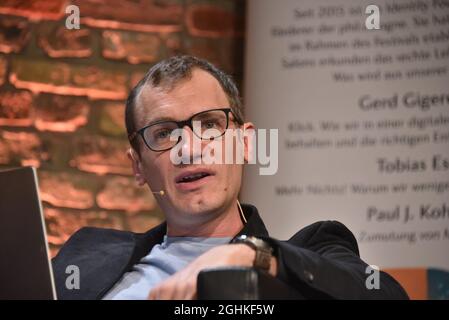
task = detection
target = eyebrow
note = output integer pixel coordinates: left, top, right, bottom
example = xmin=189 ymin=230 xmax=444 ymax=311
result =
xmin=142 ymin=115 xmax=177 ymax=127
xmin=141 ymin=107 xmax=232 ymax=128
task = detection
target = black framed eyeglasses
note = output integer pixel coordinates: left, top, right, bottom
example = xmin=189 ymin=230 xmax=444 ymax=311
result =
xmin=129 ymin=108 xmax=243 ymax=152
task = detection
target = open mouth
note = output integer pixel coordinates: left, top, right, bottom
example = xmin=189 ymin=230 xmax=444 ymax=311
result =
xmin=176 ymin=171 xmax=212 ymax=184
xmin=177 ymin=172 xmax=210 ymax=183
xmin=174 ymin=170 xmax=214 ymax=191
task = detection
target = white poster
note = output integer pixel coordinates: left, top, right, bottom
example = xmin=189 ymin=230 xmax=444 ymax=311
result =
xmin=242 ymin=0 xmax=449 ymax=279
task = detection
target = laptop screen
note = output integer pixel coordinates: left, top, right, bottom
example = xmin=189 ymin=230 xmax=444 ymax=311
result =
xmin=0 ymin=166 xmax=56 ymax=300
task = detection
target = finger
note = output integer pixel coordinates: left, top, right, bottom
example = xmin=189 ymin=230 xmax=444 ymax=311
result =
xmin=158 ymin=280 xmax=180 ymax=300
xmin=180 ymin=279 xmax=196 ymax=300
xmin=148 ymin=287 xmax=158 ymax=300
xmin=171 ymin=283 xmax=186 ymax=300
xmin=149 ymin=283 xmax=168 ymax=300
xmin=156 ymin=285 xmax=170 ymax=300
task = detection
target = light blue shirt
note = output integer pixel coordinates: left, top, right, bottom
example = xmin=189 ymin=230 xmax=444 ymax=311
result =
xmin=102 ymin=235 xmax=231 ymax=300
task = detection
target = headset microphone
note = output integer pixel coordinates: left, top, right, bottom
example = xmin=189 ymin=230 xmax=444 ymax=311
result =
xmin=151 ymin=190 xmax=165 ymax=196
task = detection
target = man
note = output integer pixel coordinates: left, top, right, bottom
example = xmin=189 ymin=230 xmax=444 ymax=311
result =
xmin=52 ymin=55 xmax=408 ymax=300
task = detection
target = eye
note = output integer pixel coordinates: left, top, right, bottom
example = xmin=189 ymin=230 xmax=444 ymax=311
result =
xmin=203 ymin=120 xmax=218 ymax=129
xmin=154 ymin=129 xmax=171 ymax=140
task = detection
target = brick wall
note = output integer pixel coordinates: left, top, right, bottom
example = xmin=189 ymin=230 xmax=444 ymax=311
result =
xmin=0 ymin=0 xmax=246 ymax=256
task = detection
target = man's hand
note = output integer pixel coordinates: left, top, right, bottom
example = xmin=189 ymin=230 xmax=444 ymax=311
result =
xmin=148 ymin=243 xmax=278 ymax=300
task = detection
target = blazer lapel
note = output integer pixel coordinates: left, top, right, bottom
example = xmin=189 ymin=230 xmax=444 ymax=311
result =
xmin=234 ymin=203 xmax=270 ymax=239
xmin=95 ymin=223 xmax=167 ymax=299
xmin=53 ymin=227 xmax=136 ymax=300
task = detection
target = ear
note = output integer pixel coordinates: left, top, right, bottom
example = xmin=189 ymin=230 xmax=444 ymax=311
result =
xmin=127 ymin=148 xmax=146 ymax=186
xmin=242 ymin=122 xmax=256 ymax=164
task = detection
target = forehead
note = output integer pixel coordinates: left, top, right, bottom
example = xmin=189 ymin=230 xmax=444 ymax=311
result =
xmin=134 ymin=69 xmax=229 ymax=126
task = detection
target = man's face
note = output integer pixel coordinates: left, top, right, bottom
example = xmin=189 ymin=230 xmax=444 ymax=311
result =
xmin=131 ymin=69 xmax=249 ymax=226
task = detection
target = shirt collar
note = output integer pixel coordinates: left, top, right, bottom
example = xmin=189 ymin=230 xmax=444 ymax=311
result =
xmin=134 ymin=202 xmax=269 ymax=260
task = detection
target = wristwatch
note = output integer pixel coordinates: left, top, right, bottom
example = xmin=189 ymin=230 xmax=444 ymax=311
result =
xmin=232 ymin=235 xmax=273 ymax=272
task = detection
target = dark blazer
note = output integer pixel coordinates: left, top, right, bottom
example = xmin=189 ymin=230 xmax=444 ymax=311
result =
xmin=52 ymin=203 xmax=408 ymax=300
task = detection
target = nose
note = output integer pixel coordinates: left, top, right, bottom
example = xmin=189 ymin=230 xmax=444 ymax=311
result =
xmin=177 ymin=125 xmax=201 ymax=164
